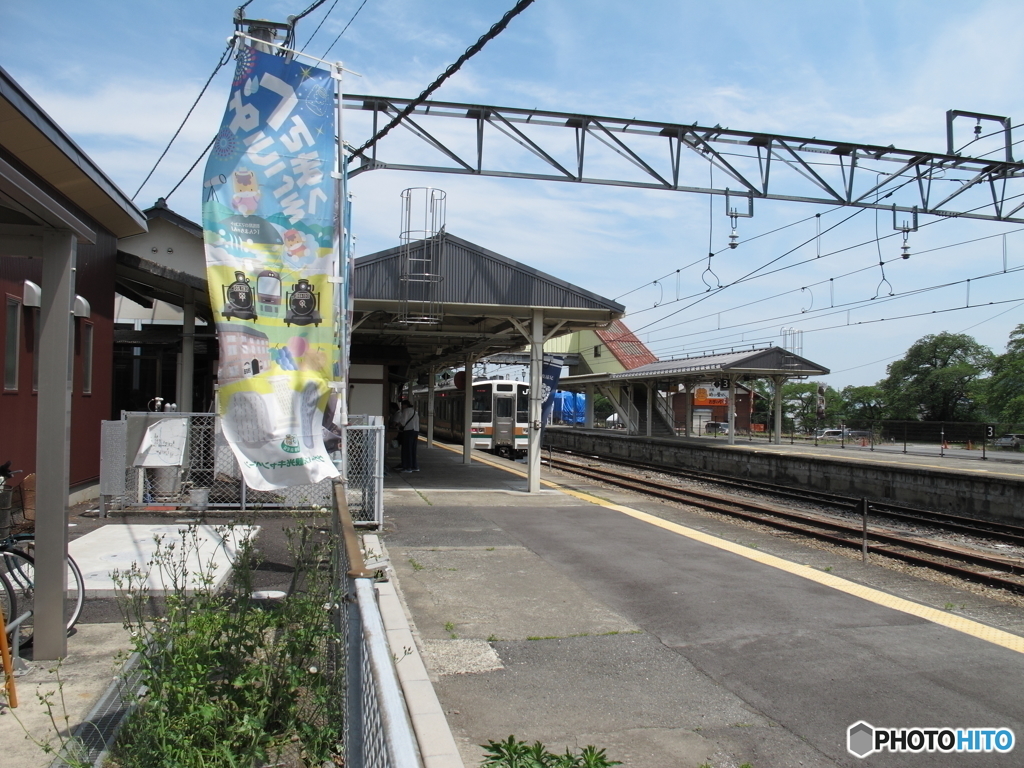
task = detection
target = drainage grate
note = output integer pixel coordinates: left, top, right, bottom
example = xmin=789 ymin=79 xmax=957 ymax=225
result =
xmin=49 ymin=652 xmax=144 ymax=768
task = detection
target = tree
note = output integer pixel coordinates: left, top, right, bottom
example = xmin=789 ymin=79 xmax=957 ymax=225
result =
xmin=840 ymin=384 xmax=887 ymax=425
xmin=987 ymin=324 xmax=1024 ymax=423
xmin=880 ymin=333 xmax=992 ymax=421
xmin=782 ymin=381 xmax=842 ymax=432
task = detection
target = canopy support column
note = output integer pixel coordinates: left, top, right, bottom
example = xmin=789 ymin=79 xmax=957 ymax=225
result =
xmin=727 ymin=376 xmax=737 ymax=446
xmin=178 ymin=285 xmax=195 ymax=412
xmin=528 ymin=308 xmax=544 ymax=493
xmin=584 ymin=384 xmax=594 ymax=428
xmin=427 ymin=366 xmax=435 ymax=449
xmin=772 ymin=375 xmax=786 ymax=445
xmin=462 ymin=356 xmax=474 ymax=464
xmin=34 ymin=228 xmax=76 ymax=660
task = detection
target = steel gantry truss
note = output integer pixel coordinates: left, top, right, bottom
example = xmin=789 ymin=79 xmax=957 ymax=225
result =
xmin=343 ymin=95 xmax=1024 ymax=224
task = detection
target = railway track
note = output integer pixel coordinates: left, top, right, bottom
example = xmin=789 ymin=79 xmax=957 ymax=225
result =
xmin=544 ymin=451 xmax=1024 ymax=596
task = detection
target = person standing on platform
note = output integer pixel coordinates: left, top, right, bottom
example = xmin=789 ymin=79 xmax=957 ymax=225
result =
xmin=398 ymin=399 xmax=420 ymax=472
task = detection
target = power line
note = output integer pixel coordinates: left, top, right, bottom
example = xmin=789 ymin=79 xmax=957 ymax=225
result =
xmin=349 ymin=0 xmax=537 ymax=159
xmin=647 ymin=225 xmax=1024 ymax=343
xmin=132 ymin=39 xmax=236 ymax=201
xmin=164 ymin=135 xmax=216 ymax=202
xmin=320 ymin=0 xmax=369 ymax=59
xmin=651 ymin=263 xmax=1024 ymax=357
xmin=298 ymin=0 xmax=342 ymax=52
xmin=294 ymin=0 xmax=331 ymax=21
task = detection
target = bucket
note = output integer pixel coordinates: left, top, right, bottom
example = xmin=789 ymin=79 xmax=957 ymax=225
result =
xmin=188 ymin=487 xmax=210 ymax=511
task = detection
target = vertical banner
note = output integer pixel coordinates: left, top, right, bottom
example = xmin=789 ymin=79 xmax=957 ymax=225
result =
xmin=540 ymin=354 xmax=564 ymax=425
xmin=202 ymin=44 xmax=340 ymax=490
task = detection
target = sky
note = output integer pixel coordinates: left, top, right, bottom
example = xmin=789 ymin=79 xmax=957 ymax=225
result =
xmin=6 ymin=0 xmax=1024 ymax=388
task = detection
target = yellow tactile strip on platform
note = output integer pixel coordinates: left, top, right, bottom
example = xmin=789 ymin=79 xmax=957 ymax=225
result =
xmin=442 ymin=444 xmax=1024 ymax=655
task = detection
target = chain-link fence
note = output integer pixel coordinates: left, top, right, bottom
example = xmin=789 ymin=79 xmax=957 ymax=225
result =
xmin=711 ymin=419 xmax=1024 ymax=463
xmin=101 ymin=413 xmax=383 ymax=524
xmin=333 ymin=484 xmax=421 ymax=768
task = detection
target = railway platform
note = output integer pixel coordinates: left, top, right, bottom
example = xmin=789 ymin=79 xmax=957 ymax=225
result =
xmin=545 ymin=427 xmax=1024 ymax=524
xmin=383 ymin=438 xmax=1024 ymax=767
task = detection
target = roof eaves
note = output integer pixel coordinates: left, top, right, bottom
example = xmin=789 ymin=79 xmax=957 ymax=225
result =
xmin=0 ymin=65 xmax=147 ymax=237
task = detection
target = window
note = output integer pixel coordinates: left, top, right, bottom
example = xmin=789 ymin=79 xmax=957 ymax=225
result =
xmin=5 ymin=297 xmax=21 ymax=391
xmin=517 ymin=387 xmax=529 ymax=423
xmin=495 ymin=397 xmax=513 ymax=418
xmin=472 ymin=384 xmax=492 ymax=423
xmin=81 ymin=321 xmax=94 ymax=394
xmin=594 ymin=344 xmax=602 ymax=357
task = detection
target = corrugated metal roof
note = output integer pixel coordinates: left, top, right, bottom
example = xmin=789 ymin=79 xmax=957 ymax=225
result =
xmin=595 ymin=319 xmax=658 ymax=370
xmin=355 ymin=233 xmax=624 ymax=312
xmin=561 ymin=345 xmax=829 ymax=385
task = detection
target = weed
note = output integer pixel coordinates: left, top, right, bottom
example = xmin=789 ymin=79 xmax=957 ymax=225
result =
xmin=945 ymin=602 xmax=955 ymax=610
xmin=109 ymin=522 xmax=342 ymax=768
xmin=481 ymin=735 xmax=622 ymax=767
xmin=487 ymin=634 xmax=500 ymax=642
xmin=486 ymin=547 xmax=495 ymax=551
xmin=409 ymin=557 xmax=425 ymax=571
xmin=823 ymin=566 xmax=833 ymax=573
xmin=444 ymin=621 xmax=456 ymax=632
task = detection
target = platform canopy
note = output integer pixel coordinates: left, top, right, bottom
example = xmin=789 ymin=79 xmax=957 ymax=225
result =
xmin=560 ymin=345 xmax=829 ymax=387
xmin=353 ymin=232 xmax=624 ymax=373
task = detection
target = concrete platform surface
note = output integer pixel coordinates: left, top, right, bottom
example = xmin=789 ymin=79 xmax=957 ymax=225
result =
xmin=384 ymin=442 xmax=1024 ymax=768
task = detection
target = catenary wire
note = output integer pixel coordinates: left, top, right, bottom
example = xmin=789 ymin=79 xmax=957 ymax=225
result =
xmin=349 ymin=0 xmax=537 ymax=159
xmin=320 ymin=0 xmax=369 ymax=59
xmin=646 ymin=225 xmax=1024 ymax=341
xmin=132 ymin=39 xmax=236 ymax=201
xmin=299 ymin=0 xmax=342 ymax=52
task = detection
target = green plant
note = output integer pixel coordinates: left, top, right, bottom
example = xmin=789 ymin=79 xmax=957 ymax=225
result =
xmin=110 ymin=523 xmax=342 ymax=768
xmin=409 ymin=557 xmax=425 ymax=571
xmin=480 ymin=735 xmax=622 ymax=767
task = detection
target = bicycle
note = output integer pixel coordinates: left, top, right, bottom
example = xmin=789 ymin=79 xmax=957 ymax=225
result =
xmin=0 ymin=463 xmax=85 ymax=648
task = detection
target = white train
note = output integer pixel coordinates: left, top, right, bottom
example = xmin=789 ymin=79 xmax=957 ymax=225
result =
xmin=412 ymin=379 xmax=530 ymax=458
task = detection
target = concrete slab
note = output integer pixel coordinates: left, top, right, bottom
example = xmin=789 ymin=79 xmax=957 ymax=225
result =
xmin=70 ymin=523 xmax=258 ymax=596
xmin=0 ymin=623 xmax=128 ymax=768
xmin=391 ymin=546 xmax=639 ymax=642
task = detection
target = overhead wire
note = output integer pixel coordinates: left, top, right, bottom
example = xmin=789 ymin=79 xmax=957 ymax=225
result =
xmin=652 ymin=263 xmax=1024 ymax=357
xmin=132 ymin=39 xmax=236 ymax=201
xmin=298 ymin=0 xmax=342 ymax=52
xmin=630 ymin=174 xmax=1024 ymax=336
xmin=646 ymin=225 xmax=1024 ymax=343
xmin=320 ymin=0 xmax=370 ymax=59
xmin=349 ymin=0 xmax=537 ymax=159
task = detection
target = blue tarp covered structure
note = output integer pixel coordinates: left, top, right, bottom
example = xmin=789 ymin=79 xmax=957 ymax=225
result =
xmin=552 ymin=391 xmax=586 ymax=424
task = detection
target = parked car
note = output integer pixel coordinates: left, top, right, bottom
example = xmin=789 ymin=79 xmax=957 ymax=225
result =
xmin=704 ymin=422 xmax=729 ymax=435
xmin=993 ymin=434 xmax=1024 ymax=449
xmin=815 ymin=429 xmax=844 ymax=439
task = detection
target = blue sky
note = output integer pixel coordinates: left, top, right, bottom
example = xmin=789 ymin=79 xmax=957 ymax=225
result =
xmin=6 ymin=0 xmax=1024 ymax=388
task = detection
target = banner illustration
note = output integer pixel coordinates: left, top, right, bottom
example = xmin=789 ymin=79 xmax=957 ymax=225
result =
xmin=202 ymin=44 xmax=341 ymax=490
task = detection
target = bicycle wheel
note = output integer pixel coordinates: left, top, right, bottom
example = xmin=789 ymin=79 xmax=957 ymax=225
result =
xmin=4 ymin=543 xmax=84 ymax=637
xmin=0 ymin=569 xmax=16 ymax=643
xmin=0 ymin=549 xmax=34 ymax=648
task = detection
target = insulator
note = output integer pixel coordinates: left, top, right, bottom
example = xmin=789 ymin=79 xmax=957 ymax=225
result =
xmin=729 ymin=228 xmax=738 ymax=249
xmin=901 ymin=232 xmax=910 ymax=259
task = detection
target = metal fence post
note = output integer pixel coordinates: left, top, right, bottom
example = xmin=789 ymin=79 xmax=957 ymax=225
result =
xmin=345 ymin=576 xmax=365 ymax=768
xmin=861 ymin=497 xmax=869 ymax=563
